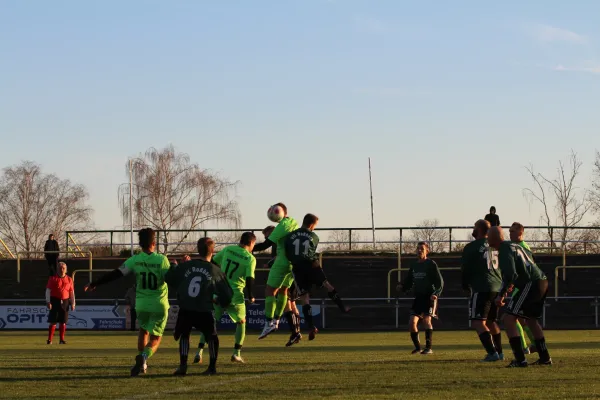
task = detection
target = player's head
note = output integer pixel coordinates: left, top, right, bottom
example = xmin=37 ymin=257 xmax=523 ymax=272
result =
xmin=416 ymin=241 xmax=429 ymax=260
xmin=48 ymin=234 xmax=54 ymax=240
xmin=490 ymin=206 xmax=496 ymax=214
xmin=58 ymin=261 xmax=67 ymax=277
xmin=197 ymin=237 xmax=215 ymax=259
xmin=487 ymin=226 xmax=504 ymax=249
xmin=302 ymin=213 xmax=319 ymax=231
xmin=138 ymin=228 xmax=156 ymax=251
xmin=509 ymin=222 xmax=525 ymax=243
xmin=473 ymin=219 xmax=491 ymax=240
xmin=274 ymin=202 xmax=288 ymax=216
xmin=239 ymin=231 xmax=257 ymax=252
xmin=262 ymin=225 xmax=275 ymax=239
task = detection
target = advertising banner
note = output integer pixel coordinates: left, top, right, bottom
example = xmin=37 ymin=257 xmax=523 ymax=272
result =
xmin=0 ymin=305 xmax=127 ymax=330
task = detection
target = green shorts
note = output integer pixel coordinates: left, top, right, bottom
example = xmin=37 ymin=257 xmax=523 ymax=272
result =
xmin=215 ymin=303 xmax=246 ymax=323
xmin=266 ymin=264 xmax=294 ymax=289
xmin=136 ymin=310 xmax=168 ymax=337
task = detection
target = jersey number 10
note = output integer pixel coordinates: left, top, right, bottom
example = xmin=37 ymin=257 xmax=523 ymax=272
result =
xmin=139 ymin=272 xmax=158 ymax=290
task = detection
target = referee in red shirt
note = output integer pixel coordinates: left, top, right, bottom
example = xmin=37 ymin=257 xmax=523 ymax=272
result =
xmin=45 ymin=262 xmax=75 ymax=344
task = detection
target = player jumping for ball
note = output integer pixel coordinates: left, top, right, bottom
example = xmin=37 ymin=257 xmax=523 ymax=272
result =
xmin=283 ymin=213 xmax=350 ymax=344
xmin=397 ymin=242 xmax=443 ymax=354
xmin=85 ymin=228 xmax=171 ymax=377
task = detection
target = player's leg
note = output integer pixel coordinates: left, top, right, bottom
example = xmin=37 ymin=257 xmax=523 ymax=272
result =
xmin=196 ymin=305 xmax=221 ymax=364
xmin=173 ymin=309 xmax=193 ymax=376
xmin=421 ymin=315 xmax=433 ymax=354
xmin=58 ymin=300 xmax=69 ymax=344
xmin=470 ymin=293 xmax=500 ymax=361
xmin=321 ymin=273 xmax=350 ymax=313
xmin=503 ymin=284 xmax=532 ymax=368
xmin=133 ymin=310 xmax=167 ymax=376
xmin=227 ymin=302 xmax=247 ymax=363
xmin=486 ymin=296 xmax=503 ymax=359
xmin=199 ymin=312 xmax=219 ymax=375
xmin=523 ymin=280 xmax=552 ymax=365
xmin=409 ymin=314 xmax=421 ymax=354
xmin=512 ymin=288 xmax=529 ymax=353
xmin=259 ymin=269 xmax=284 ymax=338
xmin=47 ymin=299 xmax=58 ymax=344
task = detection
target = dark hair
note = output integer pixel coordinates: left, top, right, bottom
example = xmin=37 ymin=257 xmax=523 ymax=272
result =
xmin=417 ymin=241 xmax=429 ymax=250
xmin=490 ymin=206 xmax=496 ymax=213
xmin=303 ymin=213 xmax=319 ymax=226
xmin=262 ymin=225 xmax=275 ymax=235
xmin=274 ymin=202 xmax=287 ymax=214
xmin=138 ymin=228 xmax=156 ymax=249
xmin=511 ymin=222 xmax=524 ymax=233
xmin=240 ymin=232 xmax=256 ymax=246
xmin=48 ymin=234 xmax=54 ymax=240
xmin=197 ymin=237 xmax=215 ymax=257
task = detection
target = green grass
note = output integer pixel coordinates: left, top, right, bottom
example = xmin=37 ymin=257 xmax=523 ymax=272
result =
xmin=1 ymin=330 xmax=600 ymax=399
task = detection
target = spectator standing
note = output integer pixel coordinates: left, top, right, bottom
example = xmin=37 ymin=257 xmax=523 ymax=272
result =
xmin=44 ymin=234 xmax=60 ymax=276
xmin=45 ymin=262 xmax=75 ymax=344
xmin=485 ymin=206 xmax=500 ymax=227
xmin=125 ymin=284 xmax=137 ymax=331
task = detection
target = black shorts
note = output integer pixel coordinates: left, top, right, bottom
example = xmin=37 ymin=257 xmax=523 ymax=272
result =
xmin=469 ymin=292 xmax=499 ymax=321
xmin=410 ymin=294 xmax=438 ymax=318
xmin=504 ymin=280 xmax=548 ymax=320
xmin=292 ymin=261 xmax=328 ymax=295
xmin=48 ymin=297 xmax=70 ymax=324
xmin=174 ymin=308 xmax=216 ymax=340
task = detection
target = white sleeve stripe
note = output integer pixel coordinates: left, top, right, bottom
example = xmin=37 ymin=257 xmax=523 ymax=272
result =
xmin=119 ymin=264 xmax=131 ymax=276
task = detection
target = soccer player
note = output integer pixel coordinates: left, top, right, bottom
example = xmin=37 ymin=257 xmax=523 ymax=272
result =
xmin=397 ymin=242 xmax=443 ymax=355
xmin=509 ymin=222 xmax=537 ymax=354
xmin=461 ymin=219 xmax=504 ymax=361
xmin=166 ymin=237 xmax=233 ymax=376
xmin=84 ymin=228 xmax=171 ymax=377
xmin=284 ymin=213 xmax=350 ymax=344
xmin=45 ymin=262 xmax=75 ymax=344
xmin=252 ymin=203 xmax=299 ymax=339
xmin=194 ymin=232 xmax=256 ymax=364
xmin=489 ymin=226 xmax=553 ymax=367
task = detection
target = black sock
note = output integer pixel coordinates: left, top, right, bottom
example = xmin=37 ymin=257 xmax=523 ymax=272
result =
xmin=534 ymin=337 xmax=551 ymax=361
xmin=284 ymin=311 xmax=295 ymax=334
xmin=234 ymin=343 xmax=242 ymax=351
xmin=425 ymin=329 xmax=433 ymax=349
xmin=478 ymin=332 xmax=496 ymax=355
xmin=207 ymin=334 xmax=219 ymax=370
xmin=410 ymin=332 xmax=420 ymax=350
xmin=327 ymin=290 xmax=347 ymax=312
xmin=509 ymin=336 xmax=526 ymax=363
xmin=302 ymin=304 xmax=314 ymax=329
xmin=198 ymin=341 xmax=205 ymax=349
xmin=292 ymin=313 xmax=300 ymax=334
xmin=179 ymin=335 xmax=189 ymax=366
xmin=492 ymin=333 xmax=503 ymax=354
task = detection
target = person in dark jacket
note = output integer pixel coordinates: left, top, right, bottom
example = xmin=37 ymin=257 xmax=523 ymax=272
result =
xmin=485 ymin=206 xmax=500 ymax=227
xmin=44 ymin=234 xmax=60 ymax=276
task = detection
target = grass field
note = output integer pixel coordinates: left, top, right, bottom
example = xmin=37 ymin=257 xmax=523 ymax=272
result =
xmin=1 ymin=330 xmax=600 ymax=399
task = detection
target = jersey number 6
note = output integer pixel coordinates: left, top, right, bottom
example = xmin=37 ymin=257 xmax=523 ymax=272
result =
xmin=188 ymin=276 xmax=202 ymax=298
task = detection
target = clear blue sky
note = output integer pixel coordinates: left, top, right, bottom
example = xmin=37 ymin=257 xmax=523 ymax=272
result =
xmin=1 ymin=0 xmax=599 ymax=231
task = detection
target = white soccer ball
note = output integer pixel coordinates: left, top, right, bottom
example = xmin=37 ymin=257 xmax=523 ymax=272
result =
xmin=267 ymin=205 xmax=285 ymax=223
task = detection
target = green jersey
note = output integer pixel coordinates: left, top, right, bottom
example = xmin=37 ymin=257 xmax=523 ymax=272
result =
xmin=498 ymin=241 xmax=546 ymax=294
xmin=402 ymin=259 xmax=444 ymax=296
xmin=518 ymin=241 xmax=531 ymax=251
xmin=164 ymin=259 xmax=233 ymax=312
xmin=213 ymin=245 xmax=256 ymax=295
xmin=118 ymin=252 xmax=171 ymax=312
xmin=461 ymin=238 xmax=502 ymax=293
xmin=268 ymin=217 xmax=299 ymax=268
xmin=284 ymin=228 xmax=320 ymax=265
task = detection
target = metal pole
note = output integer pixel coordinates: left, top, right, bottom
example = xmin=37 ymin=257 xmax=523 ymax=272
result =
xmin=595 ymin=297 xmax=598 ymax=328
xmin=395 ymin=298 xmax=399 ymax=329
xmin=348 ymin=229 xmax=352 ymax=251
xmin=129 ymin=159 xmax=134 ymax=256
xmin=449 ymin=228 xmax=453 ymax=253
xmin=110 ymin=232 xmax=113 ymax=257
xmin=368 ymin=158 xmax=375 ymax=248
xmin=321 ymin=299 xmax=326 ymax=329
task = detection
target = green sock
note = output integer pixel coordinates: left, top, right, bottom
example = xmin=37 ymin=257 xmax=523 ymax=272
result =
xmin=274 ymin=293 xmax=288 ymax=319
xmin=235 ymin=323 xmax=246 ymax=347
xmin=265 ymin=296 xmax=276 ymax=320
xmin=523 ymin=325 xmax=536 ymax=345
xmin=516 ymin=322 xmax=527 ymax=349
xmin=141 ymin=346 xmax=155 ymax=360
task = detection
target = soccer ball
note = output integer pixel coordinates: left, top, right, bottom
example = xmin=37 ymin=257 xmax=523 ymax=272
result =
xmin=267 ymin=205 xmax=285 ymax=223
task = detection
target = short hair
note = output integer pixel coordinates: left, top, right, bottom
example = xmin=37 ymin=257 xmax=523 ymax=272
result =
xmin=475 ymin=219 xmax=491 ymax=234
xmin=240 ymin=232 xmax=256 ymax=246
xmin=48 ymin=234 xmax=54 ymax=239
xmin=490 ymin=206 xmax=496 ymax=213
xmin=138 ymin=228 xmax=156 ymax=249
xmin=511 ymin=222 xmax=525 ymax=233
xmin=417 ymin=241 xmax=429 ymax=250
xmin=303 ymin=213 xmax=319 ymax=226
xmin=274 ymin=202 xmax=287 ymax=215
xmin=58 ymin=262 xmax=67 ymax=269
xmin=262 ymin=225 xmax=275 ymax=235
xmin=197 ymin=237 xmax=215 ymax=257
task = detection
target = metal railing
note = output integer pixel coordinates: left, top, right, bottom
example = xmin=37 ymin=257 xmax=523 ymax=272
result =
xmin=386 ymin=267 xmax=462 ymax=302
xmin=16 ymin=251 xmax=93 ymax=283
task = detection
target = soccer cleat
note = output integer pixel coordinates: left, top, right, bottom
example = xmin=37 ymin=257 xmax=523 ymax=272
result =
xmin=231 ymin=355 xmax=245 ymax=363
xmin=498 ymin=353 xmax=505 ymax=361
xmin=481 ymin=352 xmax=501 ymax=362
xmin=506 ymin=360 xmax=528 ymax=368
xmin=309 ymin=327 xmax=319 ymax=341
xmin=142 ymin=361 xmax=147 ymax=374
xmin=201 ymin=368 xmax=217 ymax=376
xmin=59 ymin=340 xmax=67 ymax=345
xmin=421 ymin=348 xmax=433 ymax=355
xmin=130 ymin=354 xmax=145 ymax=377
xmin=411 ymin=348 xmax=421 ymax=355
xmin=258 ymin=320 xmax=277 ymax=340
xmin=285 ymin=331 xmax=302 ymax=347
xmin=193 ymin=352 xmax=203 ymax=364
xmin=531 ymin=358 xmax=553 ymax=366
xmin=173 ymin=364 xmax=188 ymax=376
xmin=46 ymin=340 xmax=52 ymax=345
xmin=523 ymin=347 xmax=531 ymax=355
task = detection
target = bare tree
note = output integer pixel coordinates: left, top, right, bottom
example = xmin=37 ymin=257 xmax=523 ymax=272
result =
xmin=409 ymin=219 xmax=447 ymax=253
xmin=119 ymin=146 xmax=241 ymax=253
xmin=591 ymin=150 xmax=600 ymax=214
xmin=523 ymin=151 xmax=592 ymax=251
xmin=0 ymin=161 xmax=93 ymax=255
xmin=324 ymin=230 xmax=363 ymax=251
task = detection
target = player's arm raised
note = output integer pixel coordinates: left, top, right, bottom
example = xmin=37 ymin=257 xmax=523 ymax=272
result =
xmin=84 ymin=264 xmax=128 ymax=292
xmin=252 ymin=238 xmax=274 ymax=252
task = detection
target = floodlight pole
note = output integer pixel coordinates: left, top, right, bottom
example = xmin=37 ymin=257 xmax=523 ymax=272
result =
xmin=369 ymin=157 xmax=376 ymax=247
xmin=129 ymin=159 xmax=134 ymax=256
